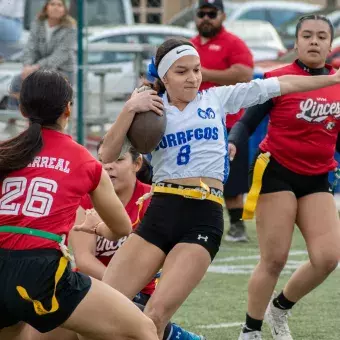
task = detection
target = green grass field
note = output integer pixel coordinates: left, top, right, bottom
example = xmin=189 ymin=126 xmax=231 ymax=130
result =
xmin=172 ymin=217 xmax=340 ymax=340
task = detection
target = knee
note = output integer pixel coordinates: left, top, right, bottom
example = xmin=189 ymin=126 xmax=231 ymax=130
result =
xmin=311 ymin=256 xmax=338 ymax=275
xmin=261 ymin=255 xmax=287 ymax=277
xmin=138 ymin=316 xmax=158 ymax=339
xmin=115 ymin=315 xmax=157 ymax=340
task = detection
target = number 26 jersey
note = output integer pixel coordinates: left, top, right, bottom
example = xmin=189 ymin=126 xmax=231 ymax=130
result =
xmin=0 ymin=128 xmax=102 ymax=250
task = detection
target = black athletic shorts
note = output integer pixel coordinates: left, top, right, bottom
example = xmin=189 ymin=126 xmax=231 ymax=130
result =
xmin=249 ymin=150 xmax=330 ymax=198
xmin=0 ymin=248 xmax=91 ymax=333
xmin=224 ymin=129 xmax=249 ymax=198
xmin=134 ymin=183 xmax=224 ymax=260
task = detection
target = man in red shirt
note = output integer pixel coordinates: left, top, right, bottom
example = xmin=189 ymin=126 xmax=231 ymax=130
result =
xmin=191 ymin=0 xmax=254 ymax=242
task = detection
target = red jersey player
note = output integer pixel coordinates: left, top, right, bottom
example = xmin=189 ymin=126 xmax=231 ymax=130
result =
xmin=228 ymin=16 xmax=340 ymax=340
xmin=0 ymin=69 xmax=160 ymax=340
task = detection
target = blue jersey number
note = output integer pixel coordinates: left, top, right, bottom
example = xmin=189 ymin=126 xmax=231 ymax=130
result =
xmin=177 ymin=145 xmax=191 ymax=165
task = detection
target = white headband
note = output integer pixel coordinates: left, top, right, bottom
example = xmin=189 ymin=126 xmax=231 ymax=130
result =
xmin=157 ymin=46 xmax=199 ymax=79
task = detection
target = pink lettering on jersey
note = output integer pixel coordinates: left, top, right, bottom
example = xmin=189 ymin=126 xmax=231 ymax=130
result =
xmin=27 ymin=157 xmax=71 ymax=174
xmin=48 ymin=157 xmax=57 ymax=169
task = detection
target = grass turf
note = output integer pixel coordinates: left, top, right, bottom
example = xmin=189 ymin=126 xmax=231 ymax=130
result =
xmin=172 ymin=219 xmax=340 ymax=340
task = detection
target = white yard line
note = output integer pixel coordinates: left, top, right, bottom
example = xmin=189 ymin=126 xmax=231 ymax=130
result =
xmin=197 ymin=322 xmax=242 ymax=329
xmin=209 ymin=251 xmax=339 ymax=274
xmin=213 ymin=250 xmax=308 ymax=263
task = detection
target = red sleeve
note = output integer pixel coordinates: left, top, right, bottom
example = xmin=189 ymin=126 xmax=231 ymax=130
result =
xmin=80 ymin=194 xmax=93 ymax=210
xmin=83 ymin=160 xmax=102 ymax=193
xmin=227 ymin=37 xmax=254 ymax=68
xmin=264 ymin=71 xmax=275 ymax=79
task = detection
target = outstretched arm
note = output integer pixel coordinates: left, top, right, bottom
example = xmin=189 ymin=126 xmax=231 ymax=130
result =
xmin=279 ymin=70 xmax=339 ymax=95
xmin=212 ymin=68 xmax=340 ymax=114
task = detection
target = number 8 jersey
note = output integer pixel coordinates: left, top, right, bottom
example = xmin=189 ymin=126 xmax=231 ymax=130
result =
xmin=0 ymin=129 xmax=102 ymax=250
xmin=151 ymin=78 xmax=281 ymax=183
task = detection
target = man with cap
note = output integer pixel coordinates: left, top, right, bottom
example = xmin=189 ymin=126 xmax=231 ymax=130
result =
xmin=191 ymin=0 xmax=254 ymax=243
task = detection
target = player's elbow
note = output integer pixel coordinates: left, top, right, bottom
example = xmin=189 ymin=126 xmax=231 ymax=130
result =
xmin=240 ymin=69 xmax=253 ymax=83
xmin=107 ymin=219 xmax=132 ymax=240
xmin=118 ymin=221 xmax=132 ymax=238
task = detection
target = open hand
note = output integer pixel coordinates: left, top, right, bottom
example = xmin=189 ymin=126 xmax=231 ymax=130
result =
xmin=73 ymin=209 xmax=102 ymax=235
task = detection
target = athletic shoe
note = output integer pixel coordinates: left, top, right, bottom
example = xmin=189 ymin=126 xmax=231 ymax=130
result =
xmin=264 ymin=297 xmax=293 ymax=340
xmin=170 ymin=323 xmax=206 ymax=340
xmin=224 ymin=221 xmax=249 ymax=242
xmin=238 ymin=329 xmax=262 ymax=340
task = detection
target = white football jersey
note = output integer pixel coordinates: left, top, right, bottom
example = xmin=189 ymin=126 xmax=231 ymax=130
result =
xmin=151 ymin=77 xmax=281 ymax=183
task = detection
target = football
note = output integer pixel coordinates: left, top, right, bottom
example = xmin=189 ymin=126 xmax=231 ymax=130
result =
xmin=127 ymin=86 xmax=166 ymax=154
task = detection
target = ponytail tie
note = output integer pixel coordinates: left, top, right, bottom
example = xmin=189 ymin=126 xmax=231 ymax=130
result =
xmin=146 ymin=57 xmax=159 ymax=82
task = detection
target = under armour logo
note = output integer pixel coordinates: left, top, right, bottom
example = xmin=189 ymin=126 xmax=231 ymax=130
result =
xmin=198 ymin=234 xmax=208 ymax=242
xmin=176 ymin=331 xmax=182 ymax=339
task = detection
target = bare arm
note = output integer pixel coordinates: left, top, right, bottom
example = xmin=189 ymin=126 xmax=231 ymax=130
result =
xmin=73 ymin=206 xmax=127 ymax=241
xmin=69 ymin=208 xmax=106 ymax=280
xmin=212 ymin=69 xmax=340 ymax=114
xmin=278 ymin=72 xmax=339 ymax=95
xmin=202 ymin=64 xmax=253 ymax=85
xmin=101 ymin=89 xmax=164 ymax=164
xmin=89 ymin=169 xmax=132 ymax=239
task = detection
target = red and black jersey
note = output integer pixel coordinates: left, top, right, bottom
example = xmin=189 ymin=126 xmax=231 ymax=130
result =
xmin=0 ymin=128 xmax=102 ymax=250
xmin=80 ymin=180 xmax=155 ymax=295
xmin=260 ymin=62 xmax=340 ymax=175
xmin=191 ymin=27 xmax=254 ymax=129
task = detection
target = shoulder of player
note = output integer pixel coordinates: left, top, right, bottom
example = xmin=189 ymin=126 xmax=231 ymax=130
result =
xmin=66 ymin=137 xmax=97 ymax=162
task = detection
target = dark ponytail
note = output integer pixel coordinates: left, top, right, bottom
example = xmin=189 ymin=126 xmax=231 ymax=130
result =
xmin=0 ymin=69 xmax=73 ymax=181
xmin=136 ymin=156 xmax=153 ymax=185
xmin=144 ymin=37 xmax=195 ymax=94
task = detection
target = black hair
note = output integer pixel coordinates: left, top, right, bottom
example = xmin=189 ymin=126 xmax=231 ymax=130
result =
xmin=96 ymin=139 xmax=152 ymax=184
xmin=0 ymin=69 xmax=73 ymax=181
xmin=145 ymin=37 xmax=195 ymax=94
xmin=295 ymin=14 xmax=334 ymax=42
xmin=137 ymin=156 xmax=153 ymax=185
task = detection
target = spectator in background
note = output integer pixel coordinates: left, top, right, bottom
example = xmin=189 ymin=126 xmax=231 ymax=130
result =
xmin=191 ymin=0 xmax=254 ymax=242
xmin=8 ymin=0 xmax=76 ymax=108
xmin=0 ymin=0 xmax=25 ymax=59
xmin=0 ymin=0 xmax=25 ymax=43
